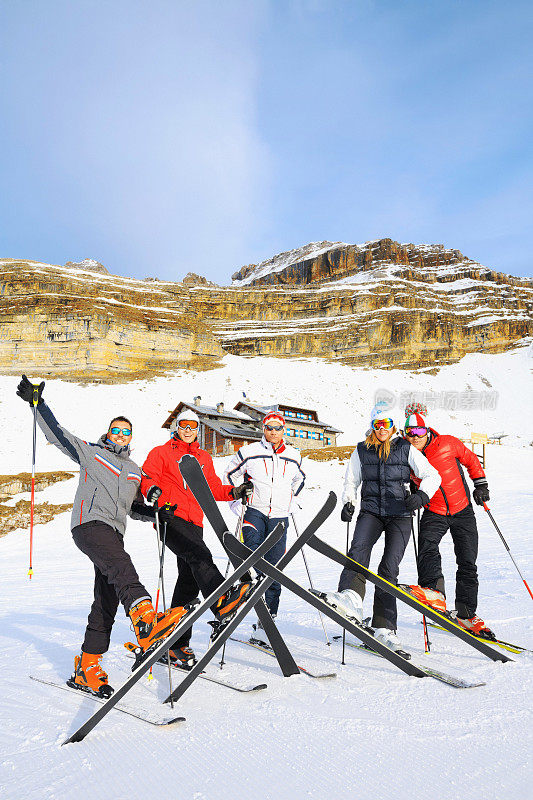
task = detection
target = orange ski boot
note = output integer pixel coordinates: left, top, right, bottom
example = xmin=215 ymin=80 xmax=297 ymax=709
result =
xmin=67 ymin=652 xmax=114 ymax=698
xmin=129 ymin=599 xmax=191 ymax=655
xmin=213 ymin=580 xmax=255 ymax=622
xmin=455 ymin=614 xmax=495 ymax=640
xmin=404 ymin=585 xmax=447 ymax=613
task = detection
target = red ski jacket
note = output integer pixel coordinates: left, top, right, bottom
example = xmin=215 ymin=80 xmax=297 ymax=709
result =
xmin=411 ymin=428 xmax=485 ymax=516
xmin=141 ymin=438 xmax=233 ymax=527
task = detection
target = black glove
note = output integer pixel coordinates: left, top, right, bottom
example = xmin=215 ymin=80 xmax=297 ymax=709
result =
xmin=405 ymin=490 xmax=429 ymax=513
xmin=16 ymin=374 xmax=44 ymax=407
xmin=130 ymin=500 xmax=156 ymax=522
xmin=231 ymin=480 xmax=253 ymax=502
xmin=146 ymin=486 xmax=162 ymax=504
xmin=158 ymin=503 xmax=178 ymax=522
xmin=341 ymin=502 xmax=355 ymax=522
xmin=473 ymin=479 xmax=490 ymax=506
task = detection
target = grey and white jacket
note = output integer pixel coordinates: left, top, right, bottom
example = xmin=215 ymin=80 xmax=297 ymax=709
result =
xmin=36 ymin=402 xmax=142 ymax=535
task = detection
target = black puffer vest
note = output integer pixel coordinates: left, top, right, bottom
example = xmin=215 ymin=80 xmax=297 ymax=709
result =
xmin=358 ymin=437 xmax=411 ymax=517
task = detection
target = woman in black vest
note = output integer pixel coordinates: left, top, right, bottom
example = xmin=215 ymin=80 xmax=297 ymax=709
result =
xmin=322 ymin=404 xmax=440 ymax=653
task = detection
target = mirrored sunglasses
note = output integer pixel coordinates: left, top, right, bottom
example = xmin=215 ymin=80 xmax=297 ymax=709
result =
xmin=372 ymin=418 xmax=394 ymax=431
xmin=177 ymin=420 xmax=199 ymax=430
xmin=109 ymin=427 xmax=132 ymax=436
xmin=405 ymin=426 xmax=427 ymax=437
xmin=264 ymin=424 xmax=284 ymax=432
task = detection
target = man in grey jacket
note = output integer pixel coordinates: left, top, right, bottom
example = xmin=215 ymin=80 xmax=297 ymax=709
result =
xmin=16 ymin=375 xmax=188 ymax=698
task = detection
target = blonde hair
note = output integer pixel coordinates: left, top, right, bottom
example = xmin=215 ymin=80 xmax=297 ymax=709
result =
xmin=364 ymin=427 xmax=397 ymax=461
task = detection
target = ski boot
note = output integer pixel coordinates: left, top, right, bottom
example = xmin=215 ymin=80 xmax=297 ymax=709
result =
xmin=208 ymin=579 xmax=256 ymax=641
xmin=454 ymin=614 xmax=495 ymax=640
xmin=125 ymin=599 xmax=197 ymax=669
xmin=249 ymin=615 xmax=276 ymax=649
xmin=372 ymin=628 xmax=411 ymax=660
xmin=158 ymin=646 xmax=197 ymax=670
xmin=66 ymin=652 xmax=114 ymax=698
xmin=401 ymin=585 xmax=446 ymax=613
xmin=312 ymin=588 xmax=363 ymax=623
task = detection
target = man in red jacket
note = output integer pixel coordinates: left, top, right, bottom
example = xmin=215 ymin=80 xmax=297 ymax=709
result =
xmin=404 ymin=404 xmax=493 ymax=638
xmin=141 ymin=409 xmax=252 ymax=667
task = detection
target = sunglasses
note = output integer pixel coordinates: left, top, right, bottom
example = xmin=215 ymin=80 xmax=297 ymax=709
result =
xmin=405 ymin=426 xmax=427 ymax=437
xmin=177 ymin=420 xmax=199 ymax=430
xmin=264 ymin=424 xmax=284 ymax=432
xmin=109 ymin=427 xmax=132 ymax=436
xmin=372 ymin=418 xmax=394 ymax=431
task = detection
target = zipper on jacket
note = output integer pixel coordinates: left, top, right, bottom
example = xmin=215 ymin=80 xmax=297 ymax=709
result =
xmin=440 ymin=486 xmax=451 ymax=515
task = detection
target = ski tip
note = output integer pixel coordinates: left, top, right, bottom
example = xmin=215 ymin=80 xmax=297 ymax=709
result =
xmin=252 ymin=683 xmax=268 ymax=691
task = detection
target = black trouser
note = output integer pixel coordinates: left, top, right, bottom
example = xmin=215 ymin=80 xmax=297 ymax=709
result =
xmin=338 ymin=511 xmax=412 ymax=630
xmin=417 ymin=504 xmax=479 ymax=618
xmin=163 ymin=516 xmax=225 ymax=648
xmin=72 ymin=521 xmax=150 ymax=655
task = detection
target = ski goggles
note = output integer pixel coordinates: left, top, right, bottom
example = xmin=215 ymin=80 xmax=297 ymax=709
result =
xmin=264 ymin=424 xmax=284 ymax=432
xmin=371 ymin=418 xmax=394 ymax=431
xmin=177 ymin=420 xmax=199 ymax=430
xmin=405 ymin=426 xmax=427 ymax=437
xmin=109 ymin=427 xmax=132 ymax=436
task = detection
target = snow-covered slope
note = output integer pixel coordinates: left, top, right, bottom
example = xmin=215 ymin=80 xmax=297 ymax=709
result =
xmin=1 ymin=350 xmax=532 ymax=799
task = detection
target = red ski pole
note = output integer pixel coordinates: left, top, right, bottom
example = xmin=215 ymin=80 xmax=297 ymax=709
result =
xmin=28 ymin=382 xmax=40 ymax=579
xmin=483 ymin=502 xmax=533 ymax=601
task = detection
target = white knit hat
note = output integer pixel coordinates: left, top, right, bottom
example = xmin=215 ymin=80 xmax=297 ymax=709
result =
xmin=370 ymin=401 xmax=393 ymax=427
xmin=170 ymin=408 xmax=200 ymax=434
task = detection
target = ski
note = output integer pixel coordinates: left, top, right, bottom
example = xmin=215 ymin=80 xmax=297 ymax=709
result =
xmin=330 ymin=637 xmax=485 ymax=689
xmin=163 ymin=493 xmax=338 ymax=704
xmin=124 ymin=652 xmax=267 ymax=693
xmin=229 ymin=636 xmax=336 ymax=679
xmin=30 ymin=676 xmax=186 ymax=726
xmin=62 ymin=524 xmax=284 ymax=744
xmin=306 ymin=534 xmax=512 ymax=665
xmin=224 ymin=535 xmax=427 ymax=679
xmin=421 ymin=622 xmax=529 ymax=654
xmin=179 ymin=453 xmax=300 ymax=677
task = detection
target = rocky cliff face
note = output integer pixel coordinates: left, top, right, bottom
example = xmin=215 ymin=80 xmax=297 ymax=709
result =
xmin=1 ymin=239 xmax=531 ymax=380
xmin=0 ymin=258 xmax=224 ymax=381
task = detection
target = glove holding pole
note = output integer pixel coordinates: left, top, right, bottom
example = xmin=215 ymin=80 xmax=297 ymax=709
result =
xmin=16 ymin=375 xmax=45 ymax=579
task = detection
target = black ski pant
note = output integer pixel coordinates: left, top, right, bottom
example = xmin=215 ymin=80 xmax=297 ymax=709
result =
xmin=72 ymin=521 xmax=151 ymax=655
xmin=163 ymin=515 xmax=225 ymax=648
xmin=417 ymin=504 xmax=479 ymax=619
xmin=338 ymin=511 xmax=412 ymax=630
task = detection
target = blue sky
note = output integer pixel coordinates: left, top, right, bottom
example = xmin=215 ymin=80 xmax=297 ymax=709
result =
xmin=1 ymin=0 xmax=532 ymax=282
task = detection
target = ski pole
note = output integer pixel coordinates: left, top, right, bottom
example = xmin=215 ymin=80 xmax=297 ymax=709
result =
xmin=291 ymin=512 xmax=330 ymax=646
xmin=152 ymin=507 xmax=174 ymax=706
xmin=28 ymin=381 xmax=40 ymax=579
xmin=483 ymin=502 xmax=533 ymax=601
xmin=411 ymin=511 xmax=430 ymax=652
xmin=220 ymin=500 xmax=247 ymax=669
xmin=342 ymin=520 xmax=350 ymax=666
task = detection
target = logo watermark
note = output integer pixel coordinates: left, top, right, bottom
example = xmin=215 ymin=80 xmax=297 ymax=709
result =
xmin=374 ymin=388 xmax=499 ymax=413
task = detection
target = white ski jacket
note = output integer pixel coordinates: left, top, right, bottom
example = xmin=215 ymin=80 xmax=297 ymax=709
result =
xmin=224 ymin=437 xmax=305 ymax=518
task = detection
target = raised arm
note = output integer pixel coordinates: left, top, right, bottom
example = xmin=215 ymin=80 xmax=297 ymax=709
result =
xmin=17 ymin=375 xmax=91 ymax=466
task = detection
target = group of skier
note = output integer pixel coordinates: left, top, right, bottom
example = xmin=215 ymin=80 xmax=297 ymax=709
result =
xmin=17 ymin=375 xmax=492 ymax=698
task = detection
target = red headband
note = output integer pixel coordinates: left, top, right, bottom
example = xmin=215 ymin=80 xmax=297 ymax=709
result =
xmin=263 ymin=412 xmax=285 ymax=427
